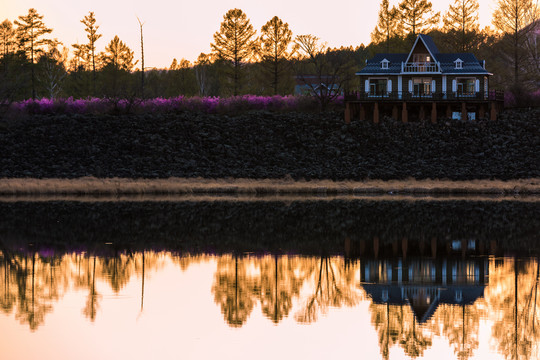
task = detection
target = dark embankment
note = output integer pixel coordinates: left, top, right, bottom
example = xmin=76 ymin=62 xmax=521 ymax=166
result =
xmin=0 ymin=108 xmax=538 ymax=180
xmin=0 ymin=200 xmax=538 ymax=256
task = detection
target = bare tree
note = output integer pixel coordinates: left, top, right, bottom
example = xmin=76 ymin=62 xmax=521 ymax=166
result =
xmin=137 ymin=17 xmax=145 ymax=98
xmin=371 ymin=0 xmax=402 ymax=52
xmin=492 ymin=0 xmax=539 ymax=85
xmin=443 ymin=0 xmax=481 ymax=52
xmin=37 ymin=43 xmax=68 ymax=99
xmin=398 ymin=0 xmax=440 ymax=37
xmin=295 ymin=34 xmax=351 ymax=111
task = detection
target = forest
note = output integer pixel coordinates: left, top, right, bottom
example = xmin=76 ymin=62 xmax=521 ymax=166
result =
xmin=0 ymin=0 xmax=539 ymax=103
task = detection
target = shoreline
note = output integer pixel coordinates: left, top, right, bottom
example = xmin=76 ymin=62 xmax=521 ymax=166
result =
xmin=1 ymin=177 xmax=539 ymax=196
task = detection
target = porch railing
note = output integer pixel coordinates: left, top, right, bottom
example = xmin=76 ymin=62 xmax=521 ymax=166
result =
xmin=344 ymin=90 xmax=505 ymax=102
xmin=402 ymin=62 xmax=440 ymax=73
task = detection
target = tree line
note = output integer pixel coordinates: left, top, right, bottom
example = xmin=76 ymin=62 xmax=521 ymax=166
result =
xmin=0 ymin=0 xmax=539 ymax=103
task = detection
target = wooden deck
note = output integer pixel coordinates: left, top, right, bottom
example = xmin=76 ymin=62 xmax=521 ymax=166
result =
xmin=344 ymin=91 xmax=505 ymax=123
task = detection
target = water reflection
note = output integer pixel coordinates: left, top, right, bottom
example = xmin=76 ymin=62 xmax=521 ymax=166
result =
xmin=1 ymin=245 xmax=538 ymax=360
xmin=0 ymin=199 xmax=539 ymax=359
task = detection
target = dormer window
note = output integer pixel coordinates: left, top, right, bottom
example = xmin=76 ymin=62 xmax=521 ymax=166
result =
xmin=381 ymin=59 xmax=389 ymax=69
xmin=455 ymin=58 xmax=463 ymax=69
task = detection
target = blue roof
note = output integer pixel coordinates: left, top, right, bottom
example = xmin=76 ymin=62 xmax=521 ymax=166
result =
xmin=437 ymin=53 xmax=489 ymax=74
xmin=357 ymin=53 xmax=408 ymax=74
xmin=418 ymin=34 xmax=439 ymax=55
xmin=362 ymin=283 xmax=485 ymax=323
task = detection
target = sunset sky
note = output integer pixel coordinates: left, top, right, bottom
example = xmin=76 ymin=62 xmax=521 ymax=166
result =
xmin=2 ymin=0 xmax=498 ymax=69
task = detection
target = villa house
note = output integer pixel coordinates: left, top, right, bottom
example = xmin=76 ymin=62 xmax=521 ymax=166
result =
xmin=345 ymin=34 xmax=504 ymax=123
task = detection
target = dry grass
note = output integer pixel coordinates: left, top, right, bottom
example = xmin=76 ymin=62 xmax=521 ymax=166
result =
xmin=0 ymin=177 xmax=539 ymax=197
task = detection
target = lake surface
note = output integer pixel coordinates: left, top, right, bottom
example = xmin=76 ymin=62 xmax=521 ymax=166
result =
xmin=0 ymin=198 xmax=538 ymax=360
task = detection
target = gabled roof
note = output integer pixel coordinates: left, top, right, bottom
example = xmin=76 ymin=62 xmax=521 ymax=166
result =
xmin=436 ymin=53 xmax=489 ymax=74
xmin=356 ymin=53 xmax=407 ymax=75
xmin=404 ymin=34 xmax=440 ymax=64
xmin=363 ymin=284 xmax=486 ymax=324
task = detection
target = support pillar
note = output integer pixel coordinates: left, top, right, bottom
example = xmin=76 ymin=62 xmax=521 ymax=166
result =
xmin=401 ymin=102 xmax=408 ymax=123
xmin=373 ymin=102 xmax=379 ymax=124
xmin=490 ymin=102 xmax=497 ymax=121
xmin=461 ymin=102 xmax=467 ymax=121
xmin=360 ymin=105 xmax=366 ymax=121
xmin=392 ymin=105 xmax=398 ymax=121
xmin=345 ymin=102 xmax=351 ymax=124
xmin=431 ymin=102 xmax=437 ymax=123
xmin=446 ymin=104 xmax=452 ymax=118
xmin=479 ymin=104 xmax=485 ymax=119
xmin=419 ymin=105 xmax=425 ymax=121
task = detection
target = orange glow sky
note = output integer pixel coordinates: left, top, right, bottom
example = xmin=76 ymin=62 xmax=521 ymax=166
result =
xmin=2 ymin=0 xmax=498 ymax=69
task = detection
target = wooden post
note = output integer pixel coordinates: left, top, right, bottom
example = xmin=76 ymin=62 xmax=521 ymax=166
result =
xmin=401 ymin=102 xmax=408 ymax=123
xmin=431 ymin=102 xmax=437 ymax=123
xmin=419 ymin=105 xmax=425 ymax=121
xmin=461 ymin=102 xmax=467 ymax=121
xmin=360 ymin=104 xmax=366 ymax=121
xmin=446 ymin=104 xmax=452 ymax=118
xmin=392 ymin=105 xmax=398 ymax=121
xmin=478 ymin=104 xmax=485 ymax=119
xmin=490 ymin=102 xmax=497 ymax=121
xmin=345 ymin=102 xmax=351 ymax=124
xmin=373 ymin=102 xmax=379 ymax=123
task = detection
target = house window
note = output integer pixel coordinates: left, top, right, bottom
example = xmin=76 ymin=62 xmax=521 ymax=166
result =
xmin=369 ymin=78 xmax=388 ymax=96
xmin=456 ymin=78 xmax=475 ymax=95
xmin=382 ymin=290 xmax=389 ymax=302
xmin=455 ymin=290 xmax=463 ymax=302
xmin=413 ymin=77 xmax=432 ymax=96
xmin=413 ymin=54 xmax=430 ymax=63
xmin=381 ymin=60 xmax=389 ymax=69
xmin=455 ymin=59 xmax=463 ymax=69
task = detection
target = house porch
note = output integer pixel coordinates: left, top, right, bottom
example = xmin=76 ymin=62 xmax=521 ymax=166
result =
xmin=344 ymin=91 xmax=505 ymax=124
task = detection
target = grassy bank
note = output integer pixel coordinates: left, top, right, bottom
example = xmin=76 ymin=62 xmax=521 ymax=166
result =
xmin=1 ymin=177 xmax=539 ymax=196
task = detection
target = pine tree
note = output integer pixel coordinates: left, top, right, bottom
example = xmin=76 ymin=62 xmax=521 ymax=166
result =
xmin=371 ymin=0 xmax=401 ymax=52
xmin=398 ymin=0 xmax=440 ymax=37
xmin=492 ymin=0 xmax=539 ymax=84
xmin=211 ymin=8 xmax=256 ymax=95
xmin=443 ymin=0 xmax=480 ymax=52
xmin=258 ymin=16 xmax=294 ymax=95
xmin=81 ymin=12 xmax=101 ymax=95
xmin=0 ymin=20 xmax=16 ymax=59
xmin=14 ymin=8 xmax=53 ymax=99
xmin=100 ymin=35 xmax=137 ymax=96
xmin=101 ymin=35 xmax=136 ymax=71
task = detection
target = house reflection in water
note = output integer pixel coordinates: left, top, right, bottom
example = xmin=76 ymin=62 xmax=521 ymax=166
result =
xmin=357 ymin=237 xmax=489 ymax=324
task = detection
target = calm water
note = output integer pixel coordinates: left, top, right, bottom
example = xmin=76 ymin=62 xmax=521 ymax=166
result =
xmin=0 ymin=198 xmax=538 ymax=360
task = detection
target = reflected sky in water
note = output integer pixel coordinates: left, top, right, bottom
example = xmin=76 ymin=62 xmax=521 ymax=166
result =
xmin=0 ymin=198 xmax=538 ymax=359
xmin=1 ymin=250 xmax=538 ymax=360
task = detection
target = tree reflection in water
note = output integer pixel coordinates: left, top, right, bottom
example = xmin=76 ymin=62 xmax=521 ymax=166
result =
xmin=212 ymin=254 xmax=258 ymax=327
xmin=0 ymin=247 xmax=167 ymax=329
xmin=294 ymin=256 xmax=360 ymax=323
xmin=256 ymin=254 xmax=304 ymax=323
xmin=82 ymin=256 xmax=101 ymax=321
xmin=486 ymin=258 xmax=540 ymax=360
xmin=1 ymin=247 xmax=539 ymax=360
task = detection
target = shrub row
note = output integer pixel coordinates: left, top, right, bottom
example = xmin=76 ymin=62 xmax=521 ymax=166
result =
xmin=7 ymin=95 xmax=346 ymax=115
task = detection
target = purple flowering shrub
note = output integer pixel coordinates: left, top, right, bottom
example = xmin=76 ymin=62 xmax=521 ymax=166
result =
xmin=504 ymin=88 xmax=540 ymax=107
xmin=9 ymin=95 xmax=343 ymax=115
